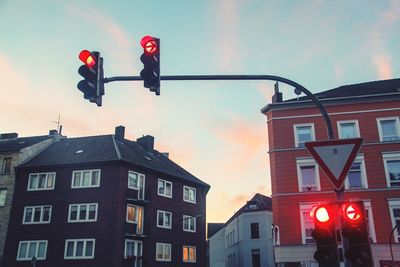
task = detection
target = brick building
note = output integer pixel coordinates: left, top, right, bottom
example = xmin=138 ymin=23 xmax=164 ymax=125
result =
xmin=0 ymin=131 xmax=61 ymax=266
xmin=261 ymin=78 xmax=400 ymax=266
xmin=2 ymin=126 xmax=210 ymax=267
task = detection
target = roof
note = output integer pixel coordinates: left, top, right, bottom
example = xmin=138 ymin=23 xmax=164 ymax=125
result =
xmin=225 ymin=193 xmax=272 ymax=225
xmin=207 ymin=223 xmax=225 ymax=239
xmin=0 ymin=135 xmax=53 ymax=153
xmin=20 ymin=135 xmax=210 ymax=188
xmin=261 ymin=78 xmax=400 ymax=113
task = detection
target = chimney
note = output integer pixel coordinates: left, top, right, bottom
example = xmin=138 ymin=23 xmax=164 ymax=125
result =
xmin=0 ymin=133 xmax=18 ymax=140
xmin=115 ymin=126 xmax=125 ymax=141
xmin=137 ymin=135 xmax=154 ymax=153
xmin=49 ymin=129 xmax=58 ymax=135
xmin=272 ymin=82 xmax=283 ymax=103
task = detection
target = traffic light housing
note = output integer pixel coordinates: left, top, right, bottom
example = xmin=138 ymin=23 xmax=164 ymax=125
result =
xmin=310 ymin=204 xmax=339 ymax=267
xmin=140 ymin=36 xmax=160 ymax=95
xmin=340 ymin=201 xmax=373 ymax=267
xmin=77 ymin=50 xmax=104 ymax=106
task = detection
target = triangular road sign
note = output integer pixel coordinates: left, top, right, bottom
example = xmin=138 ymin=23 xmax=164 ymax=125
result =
xmin=305 ymin=138 xmax=363 ymax=190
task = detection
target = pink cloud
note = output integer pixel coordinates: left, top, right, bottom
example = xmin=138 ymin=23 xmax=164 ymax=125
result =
xmin=373 ymin=54 xmax=392 ymax=80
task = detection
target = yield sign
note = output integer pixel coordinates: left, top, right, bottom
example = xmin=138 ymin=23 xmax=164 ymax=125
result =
xmin=305 ymin=138 xmax=363 ymax=190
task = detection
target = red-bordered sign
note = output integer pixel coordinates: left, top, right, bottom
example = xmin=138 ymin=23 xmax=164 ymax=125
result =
xmin=305 ymin=138 xmax=363 ymax=190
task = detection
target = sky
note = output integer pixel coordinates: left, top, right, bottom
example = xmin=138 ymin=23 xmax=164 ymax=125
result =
xmin=1 ymin=0 xmax=399 ymax=222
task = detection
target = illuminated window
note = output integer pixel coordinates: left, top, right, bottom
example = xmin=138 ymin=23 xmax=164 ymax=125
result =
xmin=182 ymin=245 xmax=196 ymax=263
xmin=126 ymin=204 xmax=144 ymax=234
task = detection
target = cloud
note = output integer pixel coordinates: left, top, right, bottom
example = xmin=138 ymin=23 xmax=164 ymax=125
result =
xmin=373 ymin=54 xmax=392 ymax=80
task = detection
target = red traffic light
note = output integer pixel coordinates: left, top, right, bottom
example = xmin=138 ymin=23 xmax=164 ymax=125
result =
xmin=140 ymin=36 xmax=158 ymax=55
xmin=310 ymin=205 xmax=332 ymax=223
xmin=341 ymin=203 xmax=362 ymax=222
xmin=79 ymin=50 xmax=96 ymax=68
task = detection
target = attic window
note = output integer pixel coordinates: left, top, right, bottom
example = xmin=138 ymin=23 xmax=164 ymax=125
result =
xmin=75 ymin=150 xmax=84 ymax=154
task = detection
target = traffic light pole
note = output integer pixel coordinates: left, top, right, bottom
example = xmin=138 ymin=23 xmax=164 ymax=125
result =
xmin=104 ymin=74 xmax=334 ymax=139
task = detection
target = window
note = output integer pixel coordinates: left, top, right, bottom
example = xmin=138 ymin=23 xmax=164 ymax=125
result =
xmin=68 ymin=203 xmax=97 ymax=222
xmin=17 ymin=240 xmax=47 ymax=261
xmin=157 ymin=210 xmax=172 ymax=229
xmin=126 ymin=204 xmax=144 ymax=234
xmin=337 ymin=120 xmax=360 ymax=139
xmin=183 ymin=186 xmax=196 ymax=203
xmin=345 ymin=156 xmax=368 ymax=189
xmin=27 ymin=172 xmax=55 ymax=191
xmin=0 ymin=189 xmax=6 ymax=206
xmin=294 ymin=123 xmax=315 ymax=147
xmin=273 ymin=225 xmax=280 ymax=245
xmin=377 ymin=117 xmax=400 ymax=142
xmin=183 ymin=215 xmax=196 ymax=232
xmin=251 ymin=249 xmax=261 ymax=267
xmin=250 ymin=223 xmax=259 ymax=239
xmin=156 ymin=243 xmax=171 ymax=262
xmin=23 ymin=205 xmax=52 ymax=224
xmin=128 ymin=171 xmax=145 ymax=200
xmin=64 ymin=239 xmax=95 ymax=259
xmin=2 ymin=157 xmax=12 ymax=174
xmin=364 ymin=201 xmax=377 ymax=243
xmin=300 ymin=204 xmax=317 ymax=244
xmin=297 ymin=158 xmax=320 ymax=192
xmin=388 ymin=199 xmax=400 ymax=243
xmin=158 ymin=179 xmax=172 ymax=198
xmin=72 ymin=169 xmax=100 ymax=188
xmin=383 ymin=153 xmax=400 ymax=187
xmin=125 ymin=239 xmax=143 ymax=264
xmin=182 ymin=245 xmax=196 ymax=263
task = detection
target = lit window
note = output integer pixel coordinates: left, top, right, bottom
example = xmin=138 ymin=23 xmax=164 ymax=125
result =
xmin=27 ymin=173 xmax=55 ymax=191
xmin=17 ymin=240 xmax=47 ymax=261
xmin=156 ymin=243 xmax=171 ymax=262
xmin=297 ymin=158 xmax=320 ymax=192
xmin=337 ymin=120 xmax=360 ymax=139
xmin=183 ymin=186 xmax=196 ymax=203
xmin=126 ymin=204 xmax=144 ymax=234
xmin=183 ymin=245 xmax=196 ymax=263
xmin=377 ymin=117 xmax=400 ymax=142
xmin=23 ymin=205 xmax=52 ymax=224
xmin=68 ymin=203 xmax=97 ymax=222
xmin=158 ymin=179 xmax=172 ymax=198
xmin=72 ymin=170 xmax=100 ymax=188
xmin=157 ymin=210 xmax=172 ymax=229
xmin=383 ymin=153 xmax=400 ymax=187
xmin=294 ymin=124 xmax=315 ymax=147
xmin=64 ymin=239 xmax=95 ymax=259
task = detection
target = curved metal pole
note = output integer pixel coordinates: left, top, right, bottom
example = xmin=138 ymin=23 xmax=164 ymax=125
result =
xmin=104 ymin=74 xmax=334 ymax=140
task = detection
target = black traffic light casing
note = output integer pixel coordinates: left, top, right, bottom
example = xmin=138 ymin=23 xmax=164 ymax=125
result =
xmin=140 ymin=37 xmax=160 ymax=95
xmin=340 ymin=201 xmax=373 ymax=267
xmin=311 ymin=204 xmax=340 ymax=267
xmin=77 ymin=51 xmax=104 ymax=106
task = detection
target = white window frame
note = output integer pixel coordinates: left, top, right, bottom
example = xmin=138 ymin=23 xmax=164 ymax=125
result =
xmin=158 ymin=179 xmax=172 ymax=198
xmin=183 ymin=215 xmax=196 ymax=232
xmin=388 ymin=199 xmax=400 ymax=243
xmin=64 ymin=239 xmax=95 ymax=259
xmin=294 ymin=123 xmax=315 ymax=147
xmin=27 ymin=172 xmax=56 ymax=191
xmin=299 ymin=203 xmax=318 ymax=244
xmin=71 ymin=169 xmax=100 ymax=189
xmin=296 ymin=158 xmax=320 ymax=192
xmin=124 ymin=239 xmax=143 ymax=260
xmin=0 ymin=189 xmax=6 ymax=206
xmin=22 ymin=205 xmax=52 ymax=224
xmin=182 ymin=245 xmax=196 ymax=263
xmin=183 ymin=186 xmax=196 ymax=204
xmin=344 ymin=155 xmax=368 ymax=189
xmin=17 ymin=240 xmax=48 ymax=261
xmin=363 ymin=201 xmax=377 ymax=243
xmin=126 ymin=204 xmax=144 ymax=234
xmin=337 ymin=120 xmax=360 ymax=139
xmin=128 ymin=171 xmax=145 ymax=200
xmin=156 ymin=242 xmax=171 ymax=262
xmin=157 ymin=210 xmax=172 ymax=229
xmin=377 ymin=117 xmax=400 ymax=142
xmin=68 ymin=203 xmax=98 ymax=223
xmin=382 ymin=153 xmax=400 ymax=187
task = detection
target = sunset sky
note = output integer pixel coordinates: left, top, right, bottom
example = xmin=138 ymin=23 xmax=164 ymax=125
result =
xmin=1 ymin=0 xmax=399 ymax=222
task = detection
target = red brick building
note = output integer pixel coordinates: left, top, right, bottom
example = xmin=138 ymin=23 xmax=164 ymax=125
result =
xmin=261 ymin=78 xmax=400 ymax=267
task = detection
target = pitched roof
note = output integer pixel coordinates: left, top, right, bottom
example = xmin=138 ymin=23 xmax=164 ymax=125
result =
xmin=207 ymin=223 xmax=225 ymax=239
xmin=20 ymin=135 xmax=210 ymax=188
xmin=225 ymin=193 xmax=272 ymax=225
xmin=0 ymin=135 xmax=53 ymax=153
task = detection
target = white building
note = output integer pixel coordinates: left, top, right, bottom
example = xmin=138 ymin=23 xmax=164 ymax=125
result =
xmin=208 ymin=194 xmax=274 ymax=267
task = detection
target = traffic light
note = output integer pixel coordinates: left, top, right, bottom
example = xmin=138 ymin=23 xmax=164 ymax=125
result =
xmin=140 ymin=36 xmax=160 ymax=95
xmin=340 ymin=201 xmax=373 ymax=267
xmin=77 ymin=50 xmax=104 ymax=106
xmin=310 ymin=204 xmax=339 ymax=267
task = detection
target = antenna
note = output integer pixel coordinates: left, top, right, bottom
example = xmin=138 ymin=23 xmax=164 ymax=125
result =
xmin=51 ymin=114 xmax=62 ymax=133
